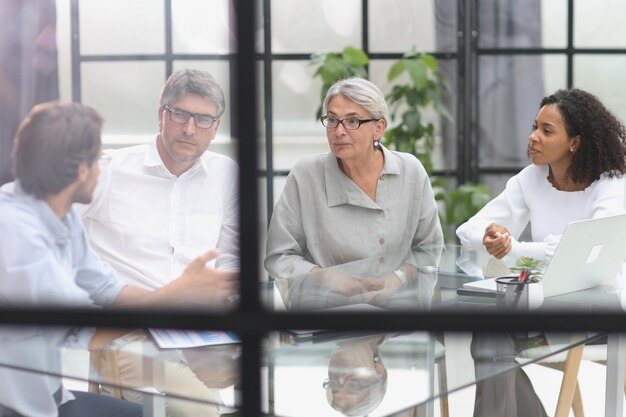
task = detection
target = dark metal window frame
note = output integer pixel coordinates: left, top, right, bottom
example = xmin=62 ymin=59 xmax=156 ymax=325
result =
xmin=0 ymin=1 xmax=625 ymax=416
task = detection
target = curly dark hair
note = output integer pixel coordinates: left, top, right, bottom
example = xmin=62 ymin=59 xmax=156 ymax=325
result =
xmin=540 ymin=88 xmax=626 ymax=184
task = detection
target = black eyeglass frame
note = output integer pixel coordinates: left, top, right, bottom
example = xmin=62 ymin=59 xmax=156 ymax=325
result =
xmin=320 ymin=115 xmax=380 ymax=130
xmin=322 ymin=377 xmax=381 ymax=393
xmin=163 ymin=104 xmax=218 ymax=129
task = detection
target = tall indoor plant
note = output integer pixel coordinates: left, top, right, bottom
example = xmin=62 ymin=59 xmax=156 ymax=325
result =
xmin=310 ymin=47 xmax=490 ymax=240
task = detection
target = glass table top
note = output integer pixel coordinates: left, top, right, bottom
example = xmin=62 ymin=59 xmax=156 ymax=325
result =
xmin=0 ymin=244 xmax=623 ymax=416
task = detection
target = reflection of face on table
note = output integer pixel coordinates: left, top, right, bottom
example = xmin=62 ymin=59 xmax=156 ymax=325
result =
xmin=325 ymin=336 xmax=387 ymax=416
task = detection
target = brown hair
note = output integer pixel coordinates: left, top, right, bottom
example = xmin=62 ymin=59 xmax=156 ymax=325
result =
xmin=12 ymin=101 xmax=104 ymax=198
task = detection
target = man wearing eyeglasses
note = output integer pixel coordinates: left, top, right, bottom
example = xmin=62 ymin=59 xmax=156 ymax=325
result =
xmin=77 ymin=69 xmax=239 ymax=417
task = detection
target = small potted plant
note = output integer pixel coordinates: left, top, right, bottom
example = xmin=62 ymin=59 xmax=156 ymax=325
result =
xmin=498 ymin=256 xmax=545 ymax=310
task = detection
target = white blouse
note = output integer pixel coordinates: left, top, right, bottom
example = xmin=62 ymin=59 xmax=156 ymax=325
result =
xmin=456 ymin=164 xmax=626 ymax=262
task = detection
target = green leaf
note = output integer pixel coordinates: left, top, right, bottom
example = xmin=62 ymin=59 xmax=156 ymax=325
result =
xmin=342 ymin=47 xmax=369 ymax=66
xmin=431 ymin=177 xmax=448 ymax=188
xmin=402 ymin=111 xmax=422 ymax=132
xmin=388 ymin=60 xmax=406 ymax=81
xmin=320 ymin=56 xmax=346 ymax=83
xmin=448 ymin=204 xmax=465 ymax=224
xmin=421 ymin=53 xmax=439 ymax=70
xmin=406 ymin=59 xmax=427 ymax=89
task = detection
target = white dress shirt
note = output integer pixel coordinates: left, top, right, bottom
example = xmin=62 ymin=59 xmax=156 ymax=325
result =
xmin=77 ymin=139 xmax=239 ymax=290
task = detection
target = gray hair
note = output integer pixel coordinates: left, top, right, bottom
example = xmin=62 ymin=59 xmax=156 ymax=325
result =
xmin=159 ymin=69 xmax=226 ymax=117
xmin=322 ymin=77 xmax=389 ymax=123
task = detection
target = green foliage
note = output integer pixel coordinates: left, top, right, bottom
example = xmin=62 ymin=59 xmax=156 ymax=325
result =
xmin=310 ymin=47 xmax=491 ymax=241
xmin=311 ymin=47 xmax=369 ymax=119
xmin=436 ymin=181 xmax=491 ymax=226
xmin=510 ymin=257 xmax=545 ymax=282
xmin=383 ymin=49 xmax=452 ymax=175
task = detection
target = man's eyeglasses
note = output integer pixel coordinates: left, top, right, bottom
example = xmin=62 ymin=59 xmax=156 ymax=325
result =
xmin=320 ymin=115 xmax=379 ymax=130
xmin=322 ymin=377 xmax=380 ymax=394
xmin=163 ymin=104 xmax=218 ymax=129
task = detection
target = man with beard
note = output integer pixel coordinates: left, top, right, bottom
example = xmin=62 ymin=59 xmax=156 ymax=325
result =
xmin=0 ymin=101 xmax=237 ymax=417
xmin=77 ymin=69 xmax=240 ymax=416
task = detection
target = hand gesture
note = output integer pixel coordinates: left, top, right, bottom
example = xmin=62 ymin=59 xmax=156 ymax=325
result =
xmin=482 ymin=223 xmax=512 ymax=259
xmin=169 ymin=250 xmax=239 ymax=309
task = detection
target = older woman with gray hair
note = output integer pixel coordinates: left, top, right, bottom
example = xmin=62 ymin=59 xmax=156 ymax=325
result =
xmin=265 ymin=77 xmax=442 ymax=298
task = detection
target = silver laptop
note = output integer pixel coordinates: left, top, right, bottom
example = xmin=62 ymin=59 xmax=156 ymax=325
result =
xmin=462 ymin=214 xmax=626 ymax=298
xmin=541 ymin=213 xmax=626 ymax=298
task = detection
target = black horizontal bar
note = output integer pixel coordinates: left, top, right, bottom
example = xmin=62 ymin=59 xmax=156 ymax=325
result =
xmin=1 ymin=308 xmax=626 ymax=332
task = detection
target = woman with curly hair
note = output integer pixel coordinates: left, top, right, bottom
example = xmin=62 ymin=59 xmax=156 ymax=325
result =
xmin=456 ymin=88 xmax=626 ymax=263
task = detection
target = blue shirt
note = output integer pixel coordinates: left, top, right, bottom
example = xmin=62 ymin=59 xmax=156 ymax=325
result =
xmin=0 ymin=181 xmax=125 ymax=417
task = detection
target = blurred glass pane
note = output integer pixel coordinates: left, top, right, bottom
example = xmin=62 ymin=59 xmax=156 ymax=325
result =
xmin=172 ymin=0 xmax=233 ymax=54
xmin=79 ymin=0 xmax=165 ymax=55
xmin=172 ymin=61 xmax=235 ymax=155
xmin=81 ymin=62 xmax=165 ymax=146
xmin=272 ymin=61 xmax=327 ymax=171
xmin=478 ymin=55 xmax=564 ymax=168
xmin=541 ymin=1 xmax=568 ymax=48
xmin=574 ymin=55 xmax=626 ymax=124
xmin=574 ymin=0 xmax=626 ymax=48
xmin=478 ymin=0 xmax=562 ymax=49
xmin=435 ymin=0 xmax=459 ymax=53
xmin=543 ymin=55 xmax=567 ymax=96
xmin=271 ymin=0 xmax=361 ymax=53
xmin=370 ymin=0 xmax=456 ymax=53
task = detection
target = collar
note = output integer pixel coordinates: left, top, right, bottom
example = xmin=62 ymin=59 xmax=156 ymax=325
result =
xmin=145 ymin=136 xmax=205 ymax=178
xmin=13 ymin=181 xmax=74 ymax=245
xmin=324 ymin=145 xmax=400 ymax=208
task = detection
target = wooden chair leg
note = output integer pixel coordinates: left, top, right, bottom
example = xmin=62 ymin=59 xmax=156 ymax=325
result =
xmin=554 ymin=344 xmax=584 ymax=417
xmin=572 ymin=381 xmax=585 ymax=417
xmin=435 ymin=332 xmax=449 ymax=417
xmin=436 ymin=357 xmax=449 ymax=417
xmin=600 ymin=347 xmax=626 ymax=401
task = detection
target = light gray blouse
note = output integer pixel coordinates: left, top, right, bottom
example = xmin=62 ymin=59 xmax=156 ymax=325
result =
xmin=265 ymin=146 xmax=443 ymax=280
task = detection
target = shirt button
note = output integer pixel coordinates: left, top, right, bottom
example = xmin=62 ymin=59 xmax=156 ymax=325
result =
xmin=379 ymin=238 xmax=385 ymax=245
xmin=379 ymin=256 xmax=385 ymax=263
xmin=380 ymin=174 xmax=385 ymax=181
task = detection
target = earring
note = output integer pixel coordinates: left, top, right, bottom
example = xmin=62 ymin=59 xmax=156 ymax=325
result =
xmin=373 ymin=140 xmax=380 ymax=148
xmin=570 ymin=148 xmax=574 ymax=153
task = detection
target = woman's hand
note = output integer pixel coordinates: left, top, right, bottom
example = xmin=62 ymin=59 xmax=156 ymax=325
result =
xmin=482 ymin=223 xmax=512 ymax=259
xmin=311 ymin=268 xmax=383 ymax=297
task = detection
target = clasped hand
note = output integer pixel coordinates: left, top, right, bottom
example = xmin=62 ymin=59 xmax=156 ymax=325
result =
xmin=311 ymin=268 xmax=383 ymax=298
xmin=482 ymin=223 xmax=512 ymax=259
